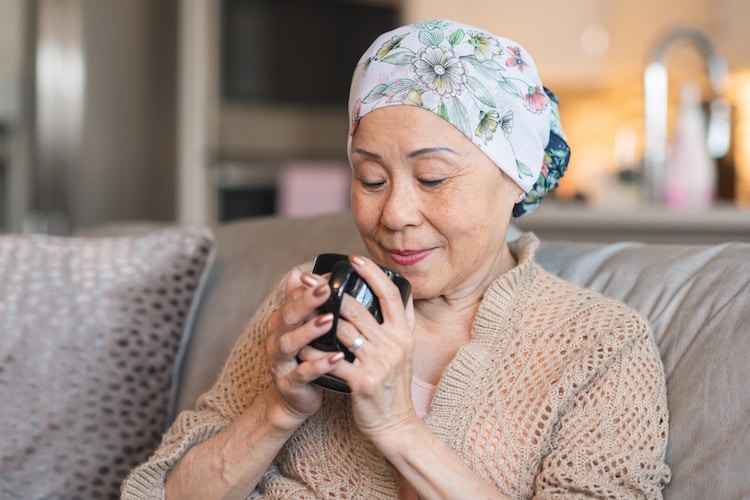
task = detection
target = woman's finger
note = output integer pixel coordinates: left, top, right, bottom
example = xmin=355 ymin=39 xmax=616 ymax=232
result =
xmin=331 ymin=311 xmax=373 ymax=355
xmin=278 ymin=280 xmax=331 ymax=332
xmin=284 ymin=268 xmax=305 ymax=297
xmin=348 ymin=255 xmax=410 ymax=321
xmin=276 ymin=312 xmax=334 ymax=358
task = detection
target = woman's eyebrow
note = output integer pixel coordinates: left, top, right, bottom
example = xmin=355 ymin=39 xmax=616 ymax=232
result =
xmin=351 ymin=148 xmax=381 ymax=159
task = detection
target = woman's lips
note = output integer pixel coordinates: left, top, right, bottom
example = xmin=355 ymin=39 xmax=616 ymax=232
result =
xmin=389 ymin=249 xmax=432 ymax=266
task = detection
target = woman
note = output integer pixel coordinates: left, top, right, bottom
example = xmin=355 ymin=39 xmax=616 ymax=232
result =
xmin=123 ymin=20 xmax=670 ymax=499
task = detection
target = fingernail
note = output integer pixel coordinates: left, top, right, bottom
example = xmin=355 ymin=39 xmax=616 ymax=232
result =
xmin=314 ymin=313 xmax=333 ymax=326
xmin=301 ymin=273 xmax=319 ymax=288
xmin=314 ymin=283 xmax=329 ymax=297
xmin=351 ymin=255 xmax=365 ymax=266
xmin=329 ymin=352 xmax=345 ymax=363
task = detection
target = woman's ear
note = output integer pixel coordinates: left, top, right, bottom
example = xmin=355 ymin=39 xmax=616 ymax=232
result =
xmin=499 ymin=170 xmax=525 ymax=206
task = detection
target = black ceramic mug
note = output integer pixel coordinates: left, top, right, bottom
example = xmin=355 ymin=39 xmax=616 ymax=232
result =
xmin=308 ymin=253 xmax=411 ymax=393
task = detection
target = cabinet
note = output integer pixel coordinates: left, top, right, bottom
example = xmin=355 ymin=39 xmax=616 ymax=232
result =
xmin=176 ymin=0 xmax=750 ymax=224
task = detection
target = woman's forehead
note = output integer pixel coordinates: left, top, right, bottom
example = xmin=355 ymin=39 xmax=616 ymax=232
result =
xmin=354 ymin=105 xmax=472 ymax=149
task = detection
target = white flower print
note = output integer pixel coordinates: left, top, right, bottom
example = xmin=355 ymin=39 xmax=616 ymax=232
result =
xmin=411 ymin=46 xmax=467 ymax=97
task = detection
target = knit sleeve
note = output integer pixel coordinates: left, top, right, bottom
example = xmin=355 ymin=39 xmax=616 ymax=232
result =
xmin=120 ymin=277 xmax=287 ymax=499
xmin=532 ymin=316 xmax=671 ymax=499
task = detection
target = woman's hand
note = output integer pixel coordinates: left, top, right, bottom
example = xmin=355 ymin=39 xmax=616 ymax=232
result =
xmin=327 ymin=257 xmax=509 ymax=500
xmin=329 ymin=256 xmax=420 ymax=439
xmin=264 ymin=268 xmax=345 ymax=429
xmin=165 ymin=268 xmax=347 ymax=500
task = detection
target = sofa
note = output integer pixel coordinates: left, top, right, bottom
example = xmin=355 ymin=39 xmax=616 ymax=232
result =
xmin=1 ymin=211 xmax=748 ymax=499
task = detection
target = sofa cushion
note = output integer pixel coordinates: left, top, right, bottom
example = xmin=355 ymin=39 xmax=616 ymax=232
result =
xmin=0 ymin=226 xmax=214 ymax=499
xmin=536 ymin=239 xmax=750 ymax=500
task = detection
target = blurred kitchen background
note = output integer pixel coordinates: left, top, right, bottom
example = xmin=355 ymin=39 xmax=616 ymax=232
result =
xmin=0 ymin=0 xmax=749 ymax=242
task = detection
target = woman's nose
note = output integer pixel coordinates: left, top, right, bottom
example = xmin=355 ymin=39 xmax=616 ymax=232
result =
xmin=380 ymin=182 xmax=421 ymax=230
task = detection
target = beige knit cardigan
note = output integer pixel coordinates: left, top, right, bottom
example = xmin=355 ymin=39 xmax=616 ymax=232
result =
xmin=122 ymin=233 xmax=670 ymax=499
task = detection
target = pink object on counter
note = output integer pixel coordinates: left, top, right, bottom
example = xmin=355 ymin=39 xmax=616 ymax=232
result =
xmin=276 ymin=161 xmax=351 ymax=216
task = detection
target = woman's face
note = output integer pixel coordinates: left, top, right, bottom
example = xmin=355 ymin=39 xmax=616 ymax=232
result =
xmin=350 ymin=105 xmax=522 ymax=302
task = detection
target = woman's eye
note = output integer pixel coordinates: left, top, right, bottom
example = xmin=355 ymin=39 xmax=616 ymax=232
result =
xmin=360 ymin=179 xmax=385 ymax=189
xmin=419 ymin=178 xmax=445 ymax=187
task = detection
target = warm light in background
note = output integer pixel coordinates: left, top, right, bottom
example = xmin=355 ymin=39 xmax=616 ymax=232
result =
xmin=553 ymin=81 xmax=645 ymax=207
xmin=554 ymin=67 xmax=750 ymax=208
xmin=729 ymin=70 xmax=750 ymax=205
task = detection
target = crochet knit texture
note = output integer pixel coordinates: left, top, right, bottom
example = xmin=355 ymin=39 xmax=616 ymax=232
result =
xmin=122 ymin=233 xmax=671 ymax=499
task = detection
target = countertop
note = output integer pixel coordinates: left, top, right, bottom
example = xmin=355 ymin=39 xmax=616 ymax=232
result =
xmin=514 ymin=203 xmax=750 ymax=244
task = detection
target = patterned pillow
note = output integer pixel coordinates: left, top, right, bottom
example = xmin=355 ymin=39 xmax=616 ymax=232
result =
xmin=0 ymin=226 xmax=214 ymax=499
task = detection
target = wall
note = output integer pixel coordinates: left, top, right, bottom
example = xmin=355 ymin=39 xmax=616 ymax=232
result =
xmin=402 ymin=0 xmax=748 ymax=89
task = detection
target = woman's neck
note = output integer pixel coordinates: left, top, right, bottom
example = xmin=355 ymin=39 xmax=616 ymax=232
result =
xmin=409 ymin=278 xmax=500 ymax=384
xmin=409 ymin=243 xmax=517 ymax=384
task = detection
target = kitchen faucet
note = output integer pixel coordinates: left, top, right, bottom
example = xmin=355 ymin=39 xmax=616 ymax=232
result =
xmin=642 ymin=27 xmax=731 ymax=204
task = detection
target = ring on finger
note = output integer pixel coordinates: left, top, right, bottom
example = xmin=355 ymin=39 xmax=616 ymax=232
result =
xmin=348 ymin=334 xmax=366 ymax=353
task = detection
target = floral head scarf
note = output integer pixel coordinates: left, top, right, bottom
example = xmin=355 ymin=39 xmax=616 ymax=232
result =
xmin=347 ymin=20 xmax=570 ymax=216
